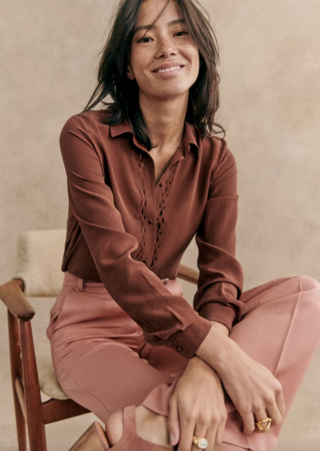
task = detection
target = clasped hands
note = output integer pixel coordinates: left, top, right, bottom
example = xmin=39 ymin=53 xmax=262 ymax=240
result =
xmin=168 ymin=324 xmax=286 ymax=451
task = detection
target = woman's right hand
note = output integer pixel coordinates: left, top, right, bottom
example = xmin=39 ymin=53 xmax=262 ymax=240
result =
xmin=196 ymin=327 xmax=286 ymax=434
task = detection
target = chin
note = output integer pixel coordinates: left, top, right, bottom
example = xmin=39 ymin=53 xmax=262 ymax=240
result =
xmin=149 ymin=84 xmax=193 ymax=100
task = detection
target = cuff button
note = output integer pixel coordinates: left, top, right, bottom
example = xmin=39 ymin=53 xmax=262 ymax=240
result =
xmin=176 ymin=345 xmax=183 ymax=352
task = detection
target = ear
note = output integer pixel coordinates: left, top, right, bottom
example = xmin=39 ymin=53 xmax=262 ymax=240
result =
xmin=127 ymin=64 xmax=135 ymax=80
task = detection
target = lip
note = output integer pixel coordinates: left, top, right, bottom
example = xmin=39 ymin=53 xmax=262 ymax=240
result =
xmin=153 ymin=63 xmax=184 ymax=74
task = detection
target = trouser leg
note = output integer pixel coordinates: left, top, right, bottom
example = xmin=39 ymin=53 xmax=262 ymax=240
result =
xmin=48 ymin=273 xmax=181 ymax=424
xmin=223 ymin=275 xmax=320 ymax=451
xmin=53 ymin=340 xmax=175 ymax=424
xmin=51 ymin=274 xmax=320 ymax=451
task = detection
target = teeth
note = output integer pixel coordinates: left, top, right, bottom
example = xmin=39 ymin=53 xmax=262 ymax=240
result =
xmin=156 ymin=66 xmax=181 ymax=73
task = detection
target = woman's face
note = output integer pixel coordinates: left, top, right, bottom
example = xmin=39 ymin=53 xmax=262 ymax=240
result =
xmin=128 ymin=0 xmax=200 ymax=103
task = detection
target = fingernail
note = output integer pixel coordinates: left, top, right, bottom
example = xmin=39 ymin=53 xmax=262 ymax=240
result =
xmin=170 ymin=434 xmax=175 ymax=445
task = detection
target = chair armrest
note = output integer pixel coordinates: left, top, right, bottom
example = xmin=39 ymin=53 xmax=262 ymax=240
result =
xmin=177 ymin=264 xmax=199 ymax=285
xmin=0 ymin=279 xmax=35 ymax=321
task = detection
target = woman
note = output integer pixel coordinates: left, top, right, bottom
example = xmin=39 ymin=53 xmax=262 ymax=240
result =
xmin=47 ymin=0 xmax=320 ymax=450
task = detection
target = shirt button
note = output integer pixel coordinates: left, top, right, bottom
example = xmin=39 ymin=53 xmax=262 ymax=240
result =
xmin=176 ymin=345 xmax=183 ymax=353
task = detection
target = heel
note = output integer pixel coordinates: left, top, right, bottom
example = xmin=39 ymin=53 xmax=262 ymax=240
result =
xmin=69 ymin=421 xmax=110 ymax=451
xmin=111 ymin=406 xmax=171 ymax=450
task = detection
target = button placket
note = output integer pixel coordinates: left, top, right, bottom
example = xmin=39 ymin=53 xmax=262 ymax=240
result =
xmin=135 ymin=152 xmax=147 ymax=262
xmin=150 ymin=164 xmax=177 ymax=270
xmin=136 ymin=148 xmax=182 ymax=269
xmin=138 ymin=152 xmax=157 ymax=268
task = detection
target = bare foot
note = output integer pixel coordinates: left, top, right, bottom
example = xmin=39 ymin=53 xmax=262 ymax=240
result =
xmin=105 ymin=406 xmax=173 ymax=449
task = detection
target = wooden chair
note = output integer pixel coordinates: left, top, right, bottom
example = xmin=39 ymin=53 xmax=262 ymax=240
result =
xmin=0 ymin=229 xmax=199 ymax=451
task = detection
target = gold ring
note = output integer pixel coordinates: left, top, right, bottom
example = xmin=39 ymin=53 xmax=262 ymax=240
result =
xmin=192 ymin=436 xmax=209 ymax=449
xmin=256 ymin=417 xmax=272 ymax=431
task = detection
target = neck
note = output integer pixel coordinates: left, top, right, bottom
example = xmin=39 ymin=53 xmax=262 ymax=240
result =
xmin=139 ymin=93 xmax=188 ymax=149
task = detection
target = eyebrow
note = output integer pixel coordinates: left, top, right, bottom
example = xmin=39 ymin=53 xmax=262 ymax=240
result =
xmin=134 ymin=18 xmax=185 ymax=34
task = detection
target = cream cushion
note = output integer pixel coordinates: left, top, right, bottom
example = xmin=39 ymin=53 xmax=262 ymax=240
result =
xmin=14 ymin=229 xmax=70 ymax=400
xmin=37 ymin=342 xmax=69 ymax=401
xmin=14 ymin=229 xmax=66 ymax=297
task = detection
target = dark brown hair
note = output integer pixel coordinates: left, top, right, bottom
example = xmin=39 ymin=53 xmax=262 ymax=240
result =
xmin=84 ymin=0 xmax=224 ymax=150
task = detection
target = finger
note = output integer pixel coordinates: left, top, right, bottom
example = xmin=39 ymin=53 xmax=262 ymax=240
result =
xmin=254 ymin=407 xmax=271 ymax=432
xmin=193 ymin=419 xmax=211 ymax=451
xmin=276 ymin=386 xmax=286 ymax=417
xmin=178 ymin=415 xmax=195 ymax=451
xmin=268 ymin=404 xmax=282 ymax=426
xmin=168 ymin=398 xmax=180 ymax=446
xmin=266 ymin=400 xmax=283 ymax=427
xmin=203 ymin=409 xmax=227 ymax=451
xmin=266 ymin=382 xmax=285 ymax=427
xmin=240 ymin=409 xmax=256 ymax=435
xmin=202 ymin=426 xmax=217 ymax=451
xmin=215 ymin=413 xmax=227 ymax=450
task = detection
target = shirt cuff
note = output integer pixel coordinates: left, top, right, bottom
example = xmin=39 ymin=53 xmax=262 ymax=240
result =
xmin=199 ymin=303 xmax=237 ymax=332
xmin=165 ymin=315 xmax=212 ymax=359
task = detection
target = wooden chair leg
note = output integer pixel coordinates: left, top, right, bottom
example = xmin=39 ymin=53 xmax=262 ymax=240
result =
xmin=12 ymin=384 xmax=27 ymax=451
xmin=20 ymin=321 xmax=47 ymax=451
xmin=8 ymin=311 xmax=27 ymax=451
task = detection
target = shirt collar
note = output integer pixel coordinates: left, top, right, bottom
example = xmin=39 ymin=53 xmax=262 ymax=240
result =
xmin=110 ymin=120 xmax=200 ymax=156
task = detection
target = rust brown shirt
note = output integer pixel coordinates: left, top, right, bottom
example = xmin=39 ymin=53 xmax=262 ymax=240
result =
xmin=60 ymin=110 xmax=244 ymax=358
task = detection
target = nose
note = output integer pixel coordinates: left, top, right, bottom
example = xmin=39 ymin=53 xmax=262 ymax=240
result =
xmin=155 ymin=35 xmax=177 ymax=59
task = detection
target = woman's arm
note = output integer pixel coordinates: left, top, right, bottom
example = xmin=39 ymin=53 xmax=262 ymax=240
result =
xmin=168 ymin=354 xmax=227 ymax=451
xmin=167 ymin=321 xmax=229 ymax=451
xmin=167 ymin=139 xmax=284 ymax=449
xmin=167 ymin=319 xmax=285 ymax=451
xmin=196 ymin=326 xmax=286 ymax=435
xmin=194 ymin=139 xmax=244 ymax=331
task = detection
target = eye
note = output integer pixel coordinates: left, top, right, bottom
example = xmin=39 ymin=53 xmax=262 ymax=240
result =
xmin=175 ymin=30 xmax=188 ymax=37
xmin=137 ymin=36 xmax=153 ymax=43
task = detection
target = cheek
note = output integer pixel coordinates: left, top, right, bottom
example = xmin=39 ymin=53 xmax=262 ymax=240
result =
xmin=186 ymin=45 xmax=200 ymax=71
xmin=131 ymin=46 xmax=152 ymax=71
xmin=192 ymin=51 xmax=200 ymax=78
xmin=131 ymin=60 xmax=148 ymax=82
xmin=194 ymin=49 xmax=200 ymax=68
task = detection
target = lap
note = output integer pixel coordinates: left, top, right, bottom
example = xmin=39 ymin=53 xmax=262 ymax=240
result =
xmin=55 ymin=339 xmax=176 ymax=422
xmin=50 ymin=273 xmax=320 ymax=448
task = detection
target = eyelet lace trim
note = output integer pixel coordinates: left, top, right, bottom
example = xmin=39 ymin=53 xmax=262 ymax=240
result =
xmin=150 ymin=164 xmax=177 ymax=270
xmin=136 ymin=153 xmax=147 ymax=263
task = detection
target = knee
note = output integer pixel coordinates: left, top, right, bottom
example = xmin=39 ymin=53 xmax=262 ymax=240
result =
xmin=299 ymin=275 xmax=320 ymax=294
xmin=298 ymin=276 xmax=320 ymax=319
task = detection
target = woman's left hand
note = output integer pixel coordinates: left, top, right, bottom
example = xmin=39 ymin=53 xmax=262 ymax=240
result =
xmin=167 ymin=356 xmax=227 ymax=451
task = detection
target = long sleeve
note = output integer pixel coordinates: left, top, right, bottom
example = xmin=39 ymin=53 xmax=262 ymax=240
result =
xmin=194 ymin=140 xmax=244 ymax=331
xmin=60 ymin=114 xmax=212 ymax=358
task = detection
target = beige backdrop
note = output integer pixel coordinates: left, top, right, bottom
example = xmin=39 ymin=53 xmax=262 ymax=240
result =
xmin=1 ymin=0 xmax=320 ymax=449
xmin=1 ymin=0 xmax=319 ymax=287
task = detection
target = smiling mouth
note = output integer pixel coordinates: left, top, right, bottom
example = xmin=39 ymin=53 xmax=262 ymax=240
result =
xmin=154 ymin=65 xmax=183 ymax=73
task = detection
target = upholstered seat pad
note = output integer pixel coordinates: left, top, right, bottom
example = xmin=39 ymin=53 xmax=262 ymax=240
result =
xmin=37 ymin=342 xmax=69 ymax=401
xmin=14 ymin=229 xmax=66 ymax=297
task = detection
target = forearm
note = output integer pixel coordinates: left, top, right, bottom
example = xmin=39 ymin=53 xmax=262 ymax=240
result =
xmin=195 ymin=321 xmax=238 ymax=375
xmin=183 ymin=322 xmax=229 ymax=388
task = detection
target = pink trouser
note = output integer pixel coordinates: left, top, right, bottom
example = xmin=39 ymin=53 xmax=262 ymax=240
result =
xmin=47 ymin=272 xmax=320 ymax=451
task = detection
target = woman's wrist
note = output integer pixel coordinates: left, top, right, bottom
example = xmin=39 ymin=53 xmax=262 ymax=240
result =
xmin=195 ymin=322 xmax=237 ymax=374
xmin=210 ymin=320 xmax=230 ymax=337
xmin=188 ymin=354 xmax=215 ymax=374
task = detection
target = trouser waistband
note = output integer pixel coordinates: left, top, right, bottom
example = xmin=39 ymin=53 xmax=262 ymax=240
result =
xmin=62 ymin=272 xmax=105 ymax=292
